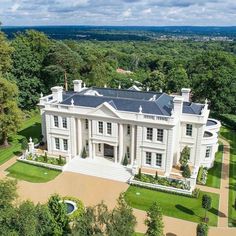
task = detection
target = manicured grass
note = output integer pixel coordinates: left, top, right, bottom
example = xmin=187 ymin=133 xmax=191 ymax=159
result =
xmin=133 ymin=233 xmax=144 ymax=236
xmin=220 ymin=126 xmax=236 ymax=227
xmin=205 ymin=142 xmax=223 ymax=188
xmin=6 ymin=161 xmax=61 ymax=183
xmin=125 ymin=186 xmax=219 ymax=226
xmin=0 ymin=114 xmax=41 ymax=165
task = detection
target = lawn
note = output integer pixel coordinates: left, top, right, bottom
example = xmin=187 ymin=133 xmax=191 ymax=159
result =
xmin=220 ymin=126 xmax=236 ymax=227
xmin=0 ymin=114 xmax=41 ymax=165
xmin=205 ymin=142 xmax=223 ymax=188
xmin=6 ymin=161 xmax=61 ymax=183
xmin=125 ymin=186 xmax=219 ymax=226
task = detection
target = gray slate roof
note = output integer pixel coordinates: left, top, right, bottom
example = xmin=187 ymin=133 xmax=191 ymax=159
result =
xmin=61 ymin=87 xmax=204 ymax=116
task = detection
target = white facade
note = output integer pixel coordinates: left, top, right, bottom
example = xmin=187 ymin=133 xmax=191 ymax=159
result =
xmin=39 ymin=81 xmax=220 ymax=178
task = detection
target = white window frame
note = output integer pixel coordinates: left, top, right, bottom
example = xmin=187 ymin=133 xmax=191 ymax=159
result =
xmin=127 ymin=125 xmax=131 ymax=135
xmin=146 ymin=128 xmax=153 ymax=141
xmin=155 ymin=153 xmax=162 ymax=167
xmin=205 ymin=146 xmax=211 ymax=158
xmin=98 ymin=121 xmax=103 ymax=134
xmin=55 ymin=138 xmax=60 ymax=150
xmin=63 ymin=139 xmax=68 ymax=151
xmin=54 ymin=116 xmax=59 ymax=127
xmin=107 ymin=122 xmax=112 ymax=135
xmin=62 ymin=117 xmax=67 ymax=129
xmin=157 ymin=129 xmax=164 ymax=142
xmin=186 ymin=124 xmax=193 ymax=136
xmin=145 ymin=152 xmax=152 ymax=165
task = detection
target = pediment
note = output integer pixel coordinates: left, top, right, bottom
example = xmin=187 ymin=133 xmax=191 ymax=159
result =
xmin=88 ymin=102 xmax=120 ymax=118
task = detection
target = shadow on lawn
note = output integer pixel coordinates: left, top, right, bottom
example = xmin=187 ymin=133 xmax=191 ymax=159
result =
xmin=209 ymin=207 xmax=221 ymax=216
xmin=18 ymin=122 xmax=41 ymax=140
xmin=175 ymin=204 xmax=194 ymax=215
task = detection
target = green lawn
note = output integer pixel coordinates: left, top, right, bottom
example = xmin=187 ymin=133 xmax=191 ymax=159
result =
xmin=0 ymin=114 xmax=41 ymax=165
xmin=206 ymin=142 xmax=223 ymax=188
xmin=220 ymin=126 xmax=236 ymax=227
xmin=133 ymin=233 xmax=144 ymax=236
xmin=125 ymin=186 xmax=219 ymax=226
xmin=6 ymin=161 xmax=61 ymax=183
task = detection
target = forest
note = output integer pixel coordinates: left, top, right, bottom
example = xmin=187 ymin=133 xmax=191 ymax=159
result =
xmin=0 ymin=29 xmax=236 ymax=114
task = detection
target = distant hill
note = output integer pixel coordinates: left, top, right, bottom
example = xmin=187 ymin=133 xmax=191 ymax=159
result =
xmin=2 ymin=25 xmax=236 ymax=41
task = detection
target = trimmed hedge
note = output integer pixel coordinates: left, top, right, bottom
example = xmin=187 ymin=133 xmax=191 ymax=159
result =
xmin=211 ymin=113 xmax=236 ymax=130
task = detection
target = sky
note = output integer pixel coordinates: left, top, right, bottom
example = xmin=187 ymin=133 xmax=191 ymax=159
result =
xmin=0 ymin=0 xmax=236 ymax=26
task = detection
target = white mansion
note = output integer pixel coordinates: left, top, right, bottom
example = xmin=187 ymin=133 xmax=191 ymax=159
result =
xmin=39 ymin=80 xmax=220 ymax=179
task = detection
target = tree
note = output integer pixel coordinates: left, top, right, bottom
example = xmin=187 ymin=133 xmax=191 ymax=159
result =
xmin=16 ymin=201 xmax=37 ymax=236
xmin=196 ymin=222 xmax=209 ymax=236
xmin=145 ymin=202 xmax=164 ymax=236
xmin=0 ymin=32 xmax=14 ymax=74
xmin=106 ymin=193 xmax=136 ymax=236
xmin=182 ymin=165 xmax=191 ymax=178
xmin=123 ymin=154 xmax=128 ymax=166
xmin=47 ymin=194 xmax=70 ymax=234
xmin=202 ymin=194 xmax=212 ymax=222
xmin=234 ymin=197 xmax=236 ymax=210
xmin=179 ymin=146 xmax=190 ymax=168
xmin=0 ymin=77 xmax=22 ymax=146
xmin=0 ymin=178 xmax=18 ymax=209
xmin=143 ymin=70 xmax=166 ymax=92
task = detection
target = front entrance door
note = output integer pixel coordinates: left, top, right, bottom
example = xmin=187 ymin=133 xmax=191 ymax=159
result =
xmin=104 ymin=144 xmax=114 ymax=158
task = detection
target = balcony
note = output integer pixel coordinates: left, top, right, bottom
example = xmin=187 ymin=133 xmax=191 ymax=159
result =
xmin=206 ymin=118 xmax=221 ymax=133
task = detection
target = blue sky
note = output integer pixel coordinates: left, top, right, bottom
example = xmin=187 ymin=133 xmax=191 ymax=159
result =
xmin=0 ymin=0 xmax=236 ymax=26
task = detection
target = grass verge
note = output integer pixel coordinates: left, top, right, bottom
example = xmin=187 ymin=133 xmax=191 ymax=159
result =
xmin=6 ymin=161 xmax=61 ymax=183
xmin=0 ymin=114 xmax=41 ymax=165
xmin=205 ymin=142 xmax=223 ymax=188
xmin=125 ymin=186 xmax=219 ymax=226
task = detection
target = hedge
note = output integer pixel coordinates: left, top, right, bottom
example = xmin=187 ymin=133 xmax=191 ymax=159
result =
xmin=211 ymin=113 xmax=236 ymax=130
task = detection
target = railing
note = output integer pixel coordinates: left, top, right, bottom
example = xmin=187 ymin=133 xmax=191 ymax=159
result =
xmin=143 ymin=114 xmax=172 ymax=122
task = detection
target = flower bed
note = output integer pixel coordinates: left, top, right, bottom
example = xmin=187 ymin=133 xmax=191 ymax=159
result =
xmin=197 ymin=166 xmax=208 ymax=185
xmin=27 ymin=153 xmax=66 ymax=166
xmin=134 ymin=173 xmax=190 ymax=190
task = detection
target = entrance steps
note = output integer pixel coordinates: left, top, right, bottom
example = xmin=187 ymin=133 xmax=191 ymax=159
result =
xmin=64 ymin=156 xmax=133 ymax=183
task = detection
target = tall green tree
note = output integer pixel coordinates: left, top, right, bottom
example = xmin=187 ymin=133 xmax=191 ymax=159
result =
xmin=0 ymin=77 xmax=22 ymax=146
xmin=145 ymin=202 xmax=164 ymax=236
xmin=202 ymin=194 xmax=212 ymax=222
xmin=179 ymin=146 xmax=190 ymax=168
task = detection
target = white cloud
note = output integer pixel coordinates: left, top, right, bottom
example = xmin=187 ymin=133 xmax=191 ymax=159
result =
xmin=142 ymin=8 xmax=152 ymax=14
xmin=122 ymin=8 xmax=132 ymax=17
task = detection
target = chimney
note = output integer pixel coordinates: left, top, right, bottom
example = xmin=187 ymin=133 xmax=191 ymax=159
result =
xmin=51 ymin=86 xmax=63 ymax=102
xmin=181 ymin=88 xmax=191 ymax=102
xmin=173 ymin=96 xmax=184 ymax=116
xmin=73 ymin=80 xmax=83 ymax=92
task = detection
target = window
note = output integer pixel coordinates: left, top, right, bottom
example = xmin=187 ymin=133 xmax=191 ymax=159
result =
xmin=127 ymin=125 xmax=131 ymax=135
xmin=85 ymin=119 xmax=88 ymax=129
xmin=126 ymin=146 xmax=130 ymax=158
xmin=186 ymin=124 xmax=193 ymax=136
xmin=98 ymin=121 xmax=103 ymax=134
xmin=156 ymin=153 xmax=162 ymax=167
xmin=55 ymin=138 xmax=60 ymax=150
xmin=205 ymin=146 xmax=211 ymax=158
xmin=98 ymin=143 xmax=101 ymax=152
xmin=62 ymin=117 xmax=67 ymax=128
xmin=146 ymin=128 xmax=153 ymax=140
xmin=107 ymin=122 xmax=112 ymax=135
xmin=54 ymin=116 xmax=59 ymax=127
xmin=145 ymin=152 xmax=152 ymax=165
xmin=157 ymin=129 xmax=164 ymax=142
xmin=63 ymin=139 xmax=68 ymax=151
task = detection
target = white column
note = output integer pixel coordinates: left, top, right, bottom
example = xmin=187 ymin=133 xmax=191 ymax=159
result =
xmin=92 ymin=143 xmax=96 ymax=159
xmin=77 ymin=118 xmax=82 ymax=156
xmin=130 ymin=125 xmax=135 ymax=165
xmin=136 ymin=126 xmax=143 ymax=167
xmin=88 ymin=120 xmax=93 ymax=158
xmin=114 ymin=145 xmax=118 ymax=163
xmin=118 ymin=123 xmax=124 ymax=163
xmin=70 ymin=117 xmax=77 ymax=157
xmin=165 ymin=128 xmax=175 ymax=176
xmin=45 ymin=114 xmax=52 ymax=153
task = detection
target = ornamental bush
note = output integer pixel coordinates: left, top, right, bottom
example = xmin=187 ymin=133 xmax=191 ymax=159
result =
xmin=123 ymin=154 xmax=128 ymax=166
xmin=81 ymin=147 xmax=87 ymax=159
xmin=21 ymin=138 xmax=28 ymax=151
xmin=197 ymin=223 xmax=209 ymax=236
xmin=182 ymin=165 xmax=191 ymax=178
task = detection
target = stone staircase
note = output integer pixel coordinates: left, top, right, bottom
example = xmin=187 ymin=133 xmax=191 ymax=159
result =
xmin=64 ymin=156 xmax=132 ymax=183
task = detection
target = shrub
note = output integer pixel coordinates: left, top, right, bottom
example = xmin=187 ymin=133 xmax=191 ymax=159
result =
xmin=33 ymin=138 xmax=39 ymax=144
xmin=137 ymin=168 xmax=142 ymax=179
xmin=197 ymin=223 xmax=209 ymax=236
xmin=192 ymin=188 xmax=200 ymax=199
xmin=179 ymin=146 xmax=190 ymax=167
xmin=123 ymin=154 xmax=128 ymax=166
xmin=21 ymin=138 xmax=28 ymax=151
xmin=44 ymin=152 xmax=48 ymax=163
xmin=81 ymin=147 xmax=87 ymax=159
xmin=155 ymin=171 xmax=158 ymax=180
xmin=202 ymin=194 xmax=212 ymax=222
xmin=58 ymin=155 xmax=63 ymax=165
xmin=182 ymin=165 xmax=191 ymax=178
xmin=235 ymin=198 xmax=236 ymax=210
